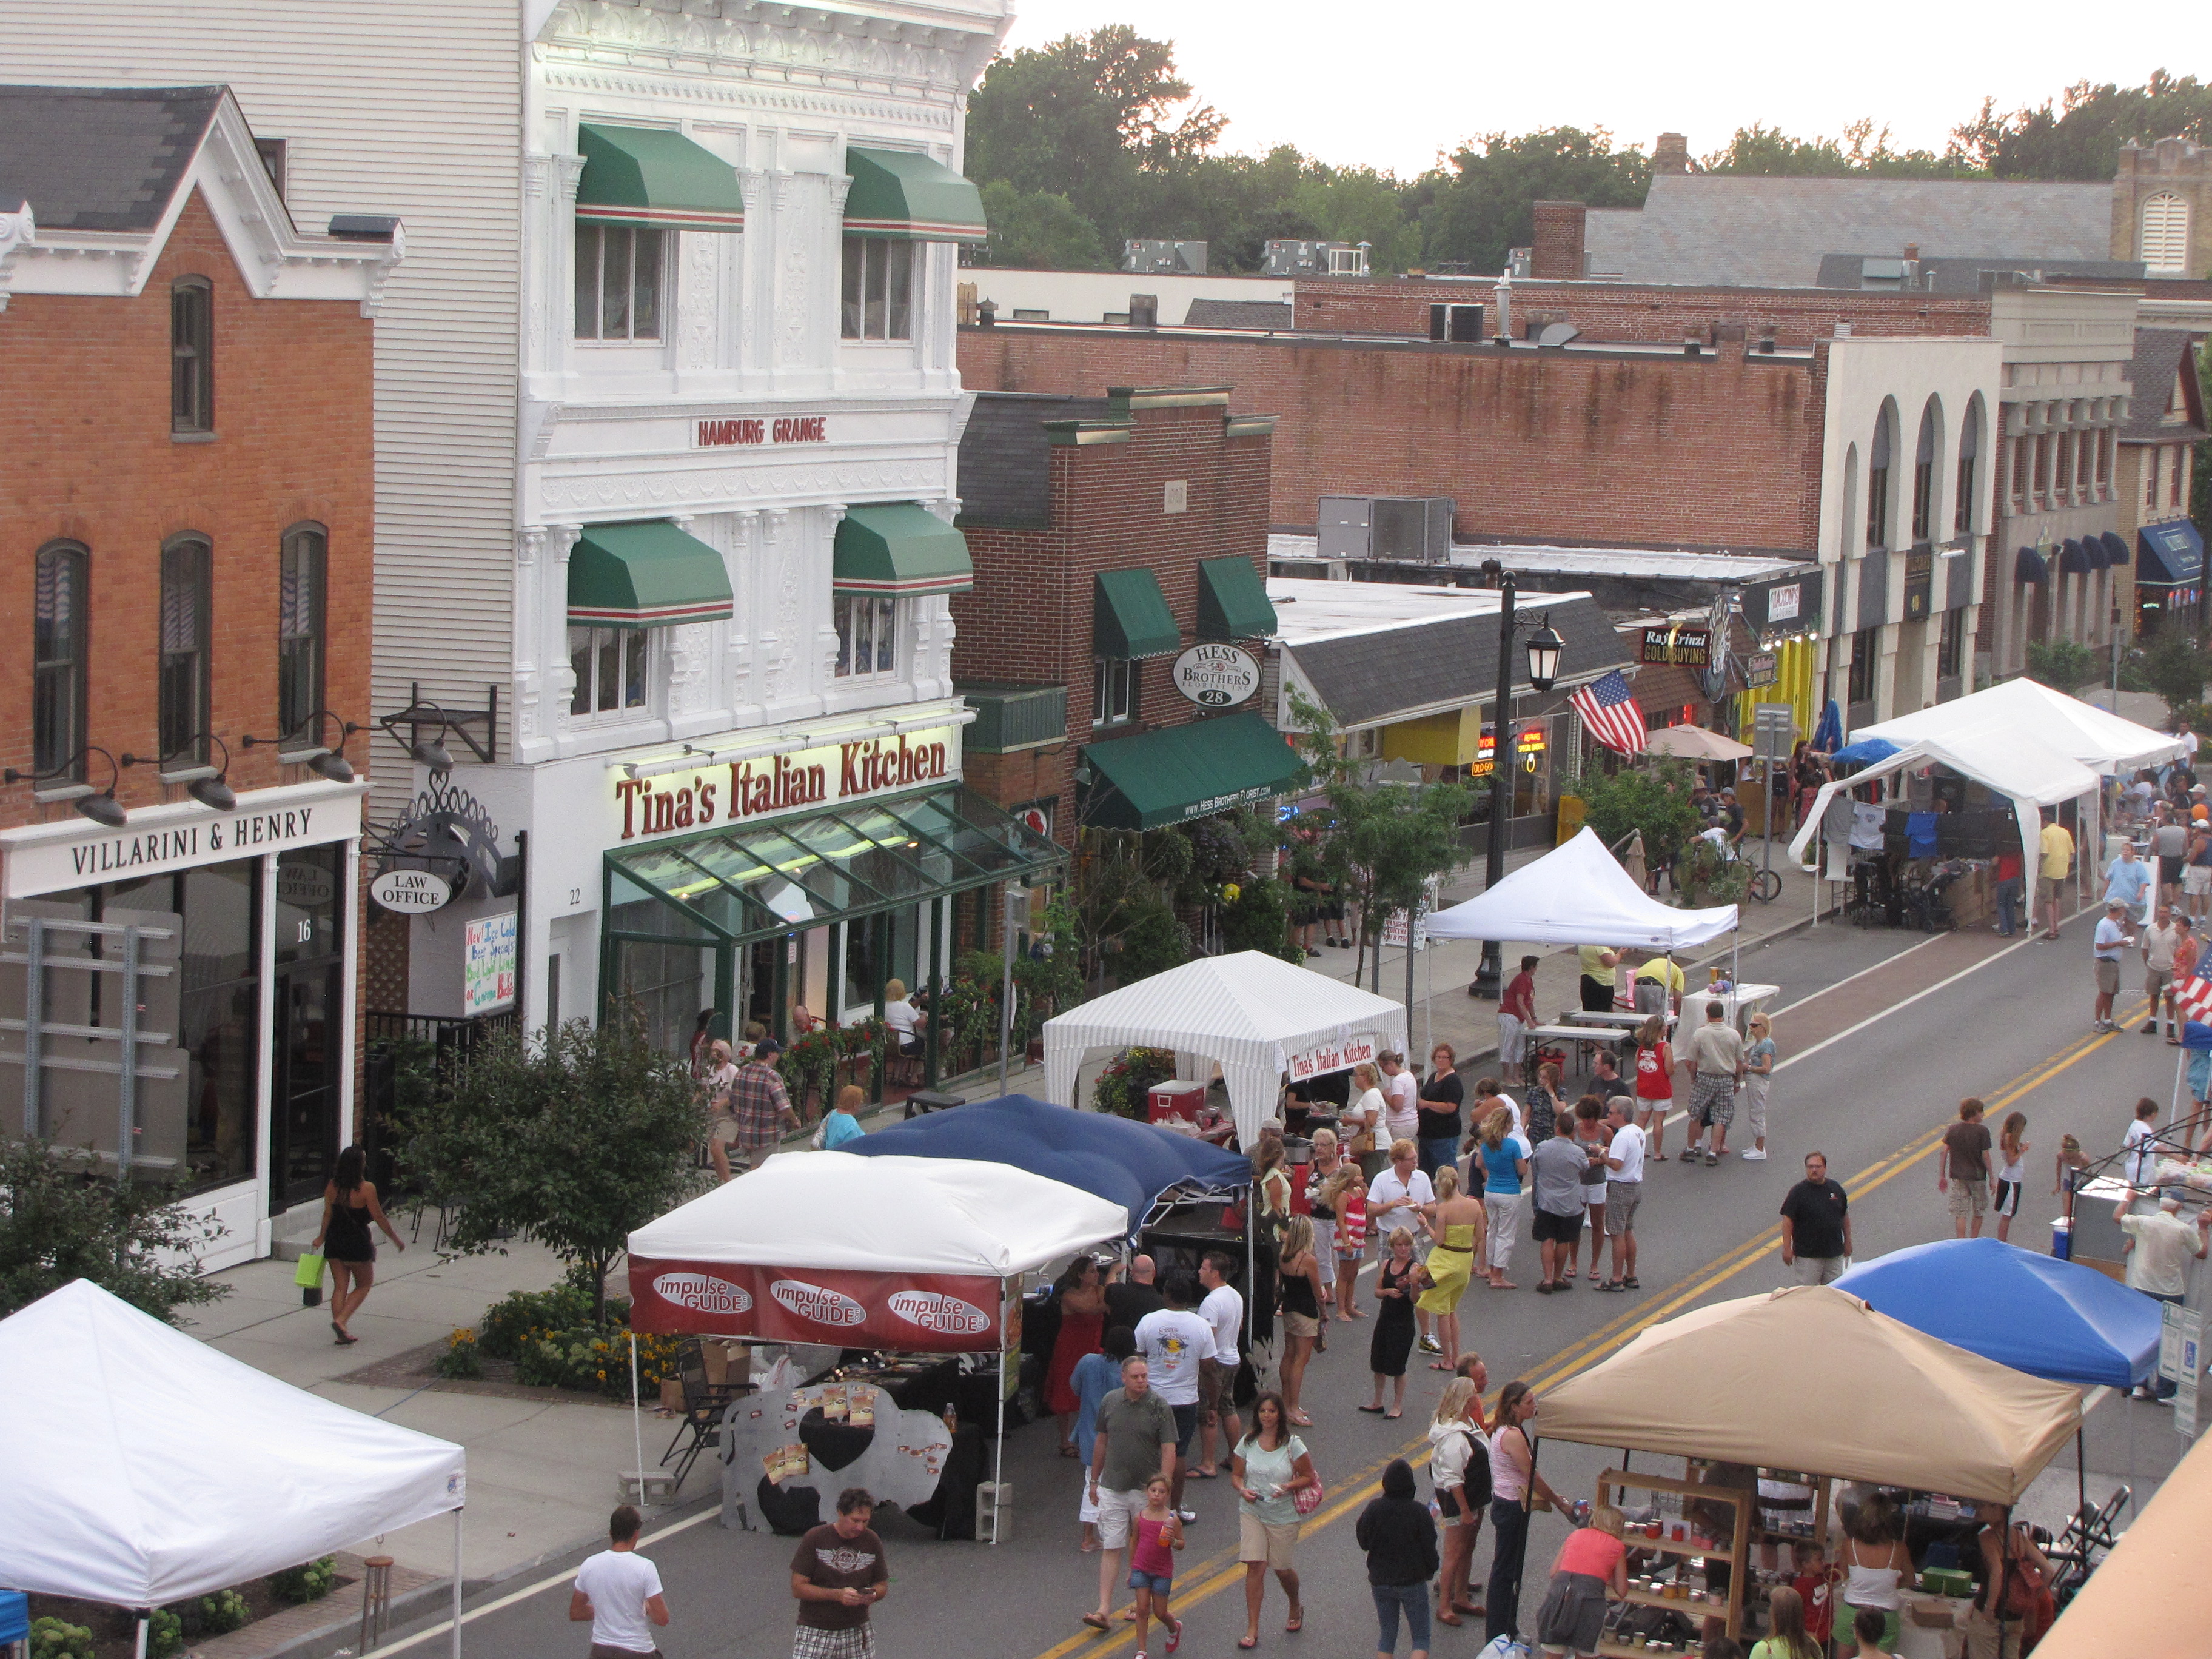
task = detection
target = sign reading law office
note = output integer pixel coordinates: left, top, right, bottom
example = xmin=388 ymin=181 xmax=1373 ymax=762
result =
xmin=615 ymin=725 xmax=964 ymax=843
xmin=0 ymin=783 xmax=367 ymax=900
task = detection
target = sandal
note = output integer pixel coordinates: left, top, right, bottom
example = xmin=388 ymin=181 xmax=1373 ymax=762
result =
xmin=1385 ymin=1409 xmax=1403 ymax=1419
xmin=1284 ymin=1606 xmax=1302 ymax=1634
xmin=1436 ymin=1611 xmax=1464 ymax=1627
xmin=1358 ymin=1403 xmax=1386 ymax=1413
xmin=1081 ymin=1614 xmax=1112 ymax=1632
xmin=1598 ymin=1281 xmax=1626 ymax=1292
xmin=1623 ymin=1276 xmax=1641 ymax=1288
xmin=1059 ymin=1444 xmax=1080 ymax=1459
xmin=1238 ymin=1639 xmax=1259 ymax=1651
xmin=1289 ymin=1409 xmax=1314 ymax=1426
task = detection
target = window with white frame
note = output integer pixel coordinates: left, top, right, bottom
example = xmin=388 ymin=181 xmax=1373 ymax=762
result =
xmin=574 ymin=224 xmax=666 ymax=341
xmin=840 ymin=238 xmax=915 ymax=340
xmin=2140 ymin=193 xmax=2190 ymax=276
xmin=834 ymin=594 xmax=899 ymax=678
xmin=569 ymin=625 xmax=649 ymax=718
xmin=1092 ymin=657 xmax=1136 ymax=727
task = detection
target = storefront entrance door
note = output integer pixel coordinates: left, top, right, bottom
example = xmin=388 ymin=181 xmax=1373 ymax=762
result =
xmin=270 ymin=846 xmax=345 ymax=1212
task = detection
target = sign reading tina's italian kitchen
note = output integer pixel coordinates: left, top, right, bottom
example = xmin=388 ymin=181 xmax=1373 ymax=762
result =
xmin=615 ymin=726 xmax=961 ymax=842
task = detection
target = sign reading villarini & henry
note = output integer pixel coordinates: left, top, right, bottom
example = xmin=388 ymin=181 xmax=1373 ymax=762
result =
xmin=615 ymin=725 xmax=962 ymax=842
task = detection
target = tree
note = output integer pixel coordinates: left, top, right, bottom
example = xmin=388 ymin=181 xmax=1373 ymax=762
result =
xmin=1286 ymin=691 xmax=1472 ymax=983
xmin=1574 ymin=756 xmax=1703 ymax=878
xmin=1419 ymin=127 xmax=1650 ymax=277
xmin=2129 ymin=620 xmax=2212 ymax=719
xmin=2025 ymin=639 xmax=2102 ymax=693
xmin=1701 ymin=119 xmax=1976 ymax=179
xmin=1954 ymin=72 xmax=2212 ymax=180
xmin=0 ymin=1138 xmax=232 ymax=1322
xmin=405 ymin=1015 xmax=705 ymax=1325
xmin=977 ymin=181 xmax=1107 ymax=270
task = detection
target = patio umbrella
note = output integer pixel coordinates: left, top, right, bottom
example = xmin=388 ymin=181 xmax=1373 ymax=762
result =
xmin=1644 ymin=725 xmax=1754 ymax=762
xmin=1834 ymin=1237 xmax=2160 ymax=1389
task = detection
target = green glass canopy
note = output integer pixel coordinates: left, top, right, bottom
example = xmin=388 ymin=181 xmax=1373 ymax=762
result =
xmin=1197 ymin=556 xmax=1278 ymax=641
xmin=1093 ymin=568 xmax=1182 ymax=660
xmin=843 ymin=146 xmax=988 ymax=242
xmin=1080 ymin=711 xmax=1307 ymax=831
xmin=576 ymin=123 xmax=745 ymax=233
xmin=568 ymin=520 xmax=735 ymax=627
xmin=605 ymin=785 xmax=1064 ymax=945
xmin=832 ymin=503 xmax=976 ymax=597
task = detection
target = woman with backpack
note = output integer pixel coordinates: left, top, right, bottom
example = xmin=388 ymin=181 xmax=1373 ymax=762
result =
xmin=1426 ymin=1379 xmax=1488 ymax=1629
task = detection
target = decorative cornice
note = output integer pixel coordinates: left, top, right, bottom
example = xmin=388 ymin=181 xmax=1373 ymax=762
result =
xmin=540 ymin=458 xmax=943 ymax=516
xmin=0 ymin=203 xmax=34 ymax=313
xmin=535 ymin=394 xmax=965 ymax=424
xmin=555 ymin=153 xmax=588 ymax=204
xmin=540 ymin=63 xmax=956 ymax=129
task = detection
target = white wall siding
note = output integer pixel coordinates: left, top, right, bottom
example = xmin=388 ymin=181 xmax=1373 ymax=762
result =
xmin=0 ymin=0 xmax=525 ymax=816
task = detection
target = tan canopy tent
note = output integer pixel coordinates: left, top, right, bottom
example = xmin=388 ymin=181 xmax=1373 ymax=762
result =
xmin=1536 ymin=1287 xmax=2082 ymax=1505
xmin=2034 ymin=1432 xmax=2212 ymax=1657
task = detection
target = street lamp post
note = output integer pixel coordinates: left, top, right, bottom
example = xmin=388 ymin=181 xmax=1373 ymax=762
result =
xmin=1469 ymin=560 xmax=1564 ymax=998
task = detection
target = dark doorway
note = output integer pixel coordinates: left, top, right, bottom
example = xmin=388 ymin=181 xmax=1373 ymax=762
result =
xmin=270 ymin=845 xmax=345 ymax=1211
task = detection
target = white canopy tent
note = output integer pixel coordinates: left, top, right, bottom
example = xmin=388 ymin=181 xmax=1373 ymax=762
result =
xmin=1858 ymin=677 xmax=2187 ymax=774
xmin=1041 ymin=951 xmax=1409 ymax=1145
xmin=627 ymin=1150 xmax=1129 ymax=1275
xmin=1788 ymin=729 xmax=2100 ymax=877
xmin=1426 ymin=827 xmax=1739 ymax=950
xmin=0 ymin=1281 xmax=467 ymax=1656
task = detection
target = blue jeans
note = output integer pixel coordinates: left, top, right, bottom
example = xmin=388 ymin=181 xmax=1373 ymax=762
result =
xmin=1419 ymin=1136 xmax=1460 ymax=1180
xmin=1372 ymin=1582 xmax=1430 ymax=1654
xmin=1486 ymin=1496 xmax=1532 ymax=1644
xmin=1994 ymin=877 xmax=2023 ymax=936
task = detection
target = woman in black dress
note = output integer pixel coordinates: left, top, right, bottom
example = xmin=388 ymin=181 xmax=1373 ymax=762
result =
xmin=1361 ymin=1227 xmax=1424 ymax=1419
xmin=312 ymin=1144 xmax=405 ymax=1346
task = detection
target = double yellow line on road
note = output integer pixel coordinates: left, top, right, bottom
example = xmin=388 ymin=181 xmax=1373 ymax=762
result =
xmin=1029 ymin=1007 xmax=2139 ymax=1659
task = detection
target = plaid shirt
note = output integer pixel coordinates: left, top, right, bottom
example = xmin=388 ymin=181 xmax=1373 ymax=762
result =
xmin=729 ymin=1059 xmax=793 ymax=1148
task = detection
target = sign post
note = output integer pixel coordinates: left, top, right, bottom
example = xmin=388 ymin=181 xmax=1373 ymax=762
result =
xmin=1754 ymin=704 xmax=1794 ymax=879
xmin=2167 ymin=1304 xmax=2202 ymax=1440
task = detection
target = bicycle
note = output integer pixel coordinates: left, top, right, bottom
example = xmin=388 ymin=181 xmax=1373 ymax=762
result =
xmin=1715 ymin=836 xmax=1782 ymax=903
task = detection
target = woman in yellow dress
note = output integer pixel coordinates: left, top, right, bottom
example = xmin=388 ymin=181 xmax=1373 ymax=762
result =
xmin=1415 ymin=1165 xmax=1487 ymax=1370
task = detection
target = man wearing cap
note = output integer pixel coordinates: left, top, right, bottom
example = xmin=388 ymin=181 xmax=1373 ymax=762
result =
xmin=2115 ymin=1190 xmax=2212 ymax=1401
xmin=728 ymin=1037 xmax=800 ymax=1176
xmin=2092 ymin=901 xmax=2135 ymax=1034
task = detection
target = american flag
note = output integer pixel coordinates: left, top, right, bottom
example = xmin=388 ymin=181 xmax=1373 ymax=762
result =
xmin=1570 ymin=669 xmax=1648 ymax=756
xmin=2179 ymin=954 xmax=2212 ymax=1050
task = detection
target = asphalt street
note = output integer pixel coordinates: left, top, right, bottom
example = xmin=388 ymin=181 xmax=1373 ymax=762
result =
xmin=367 ymin=907 xmax=2197 ymax=1659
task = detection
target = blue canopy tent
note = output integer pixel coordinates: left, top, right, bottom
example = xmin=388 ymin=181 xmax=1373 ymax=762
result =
xmin=1829 ymin=735 xmax=1900 ymax=769
xmin=1835 ymin=1238 xmax=2159 ymax=1388
xmin=848 ymin=1094 xmax=1251 ymax=1234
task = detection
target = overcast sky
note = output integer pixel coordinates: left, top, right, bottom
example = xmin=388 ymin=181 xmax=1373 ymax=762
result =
xmin=996 ymin=0 xmax=2192 ymax=176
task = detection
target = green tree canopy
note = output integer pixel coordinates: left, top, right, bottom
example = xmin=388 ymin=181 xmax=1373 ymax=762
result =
xmin=1954 ymin=72 xmax=2212 ymax=179
xmin=979 ymin=181 xmax=1106 ymax=270
xmin=1701 ymin=119 xmax=1976 ymax=179
xmin=0 ymin=1138 xmax=231 ymax=1322
xmin=1418 ymin=128 xmax=1650 ymax=276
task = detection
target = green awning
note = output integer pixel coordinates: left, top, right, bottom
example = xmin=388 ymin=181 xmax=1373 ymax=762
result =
xmin=1081 ymin=711 xmax=1308 ymax=831
xmin=833 ymin=503 xmax=974 ymax=596
xmin=1094 ymin=568 xmax=1181 ymax=659
xmin=843 ymin=146 xmax=988 ymax=243
xmin=576 ymin=123 xmax=745 ymax=233
xmin=569 ymin=520 xmax=734 ymax=626
xmin=1198 ymin=556 xmax=1278 ymax=641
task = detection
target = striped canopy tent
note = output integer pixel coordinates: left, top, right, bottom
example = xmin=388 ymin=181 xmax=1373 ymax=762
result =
xmin=1042 ymin=951 xmax=1407 ymax=1145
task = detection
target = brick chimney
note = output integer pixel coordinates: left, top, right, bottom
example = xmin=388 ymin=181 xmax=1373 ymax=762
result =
xmin=1530 ymin=200 xmax=1587 ymax=280
xmin=1653 ymin=132 xmax=1692 ymax=175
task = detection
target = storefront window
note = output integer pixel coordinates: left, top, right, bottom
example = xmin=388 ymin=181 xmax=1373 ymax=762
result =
xmin=840 ymin=237 xmax=914 ymax=340
xmin=570 ymin=625 xmax=649 ymax=718
xmin=834 ymin=594 xmax=898 ymax=678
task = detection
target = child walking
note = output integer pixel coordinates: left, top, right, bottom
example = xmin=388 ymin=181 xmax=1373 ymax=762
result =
xmin=1128 ymin=1474 xmax=1185 ymax=1659
xmin=1994 ymin=1113 xmax=2030 ymax=1243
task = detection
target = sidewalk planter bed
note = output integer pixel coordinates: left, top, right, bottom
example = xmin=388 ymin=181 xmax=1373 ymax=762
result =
xmin=463 ymin=1275 xmax=677 ymax=1399
xmin=26 ymin=1563 xmax=344 ymax=1659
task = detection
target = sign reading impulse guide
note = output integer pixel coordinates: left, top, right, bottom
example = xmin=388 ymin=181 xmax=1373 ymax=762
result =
xmin=615 ymin=725 xmax=960 ymax=842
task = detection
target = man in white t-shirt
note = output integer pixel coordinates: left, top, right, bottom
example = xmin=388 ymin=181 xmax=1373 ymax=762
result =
xmin=2116 ymin=1192 xmax=2212 ymax=1399
xmin=1195 ymin=1251 xmax=1245 ymax=1473
xmin=570 ymin=1505 xmax=669 ymax=1659
xmin=1134 ymin=1276 xmax=1216 ymax=1519
xmin=1366 ymin=1141 xmax=1436 ymax=1256
xmin=1601 ymin=1096 xmax=1648 ymax=1292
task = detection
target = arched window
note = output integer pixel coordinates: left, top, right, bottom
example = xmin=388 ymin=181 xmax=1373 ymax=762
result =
xmin=1867 ymin=406 xmax=1894 ymax=552
xmin=2140 ymin=193 xmax=2191 ymax=276
xmin=33 ymin=541 xmax=88 ymax=779
xmin=1911 ymin=398 xmax=1940 ymax=543
xmin=159 ymin=535 xmax=212 ymax=766
xmin=278 ymin=524 xmax=327 ymax=745
xmin=1955 ymin=399 xmax=1982 ymax=535
xmin=170 ymin=276 xmax=213 ymax=434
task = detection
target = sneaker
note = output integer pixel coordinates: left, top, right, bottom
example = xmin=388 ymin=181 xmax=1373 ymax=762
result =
xmin=1178 ymin=1507 xmax=1198 ymax=1523
xmin=1419 ymin=1335 xmax=1443 ymax=1353
xmin=1741 ymin=1149 xmax=1768 ymax=1161
xmin=2142 ymin=1020 xmax=2160 ymax=1034
xmin=1704 ymin=1150 xmax=1719 ymax=1167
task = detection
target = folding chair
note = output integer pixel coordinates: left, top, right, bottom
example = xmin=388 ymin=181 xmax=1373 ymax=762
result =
xmin=660 ymin=1341 xmax=743 ymax=1491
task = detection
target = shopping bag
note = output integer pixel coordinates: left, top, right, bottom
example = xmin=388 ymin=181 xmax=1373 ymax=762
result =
xmin=295 ymin=1251 xmax=326 ymax=1308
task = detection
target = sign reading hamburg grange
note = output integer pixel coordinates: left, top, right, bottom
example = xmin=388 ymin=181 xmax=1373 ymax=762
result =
xmin=615 ymin=725 xmax=961 ymax=842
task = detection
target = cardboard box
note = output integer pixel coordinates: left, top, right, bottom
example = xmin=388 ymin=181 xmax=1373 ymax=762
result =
xmin=701 ymin=1339 xmax=749 ymax=1389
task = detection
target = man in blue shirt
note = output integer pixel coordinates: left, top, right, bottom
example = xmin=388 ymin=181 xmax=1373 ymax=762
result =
xmin=2092 ymin=899 xmax=2136 ymax=1033
xmin=2105 ymin=840 xmax=2152 ymax=924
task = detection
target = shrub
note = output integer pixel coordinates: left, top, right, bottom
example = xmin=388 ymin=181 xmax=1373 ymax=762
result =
xmin=196 ymin=1590 xmax=249 ymax=1634
xmin=1216 ymin=876 xmax=1302 ymax=963
xmin=29 ymin=1617 xmax=93 ymax=1659
xmin=478 ymin=1281 xmax=597 ymax=1361
xmin=1090 ymin=1047 xmax=1179 ymax=1121
xmin=2025 ymin=639 xmax=2100 ymax=693
xmin=434 ymin=1327 xmax=483 ymax=1379
xmin=512 ymin=1325 xmax=680 ymax=1398
xmin=147 ymin=1609 xmax=183 ymax=1658
xmin=1113 ymin=894 xmax=1188 ymax=985
xmin=269 ymin=1557 xmax=337 ymax=1604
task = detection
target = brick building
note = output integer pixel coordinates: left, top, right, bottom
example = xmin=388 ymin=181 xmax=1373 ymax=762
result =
xmin=2116 ymin=331 xmax=2207 ymax=633
xmin=953 ymin=387 xmax=1301 ymax=843
xmin=0 ymin=85 xmax=398 ymax=1265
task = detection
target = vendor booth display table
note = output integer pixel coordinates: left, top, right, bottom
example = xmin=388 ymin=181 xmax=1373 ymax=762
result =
xmin=720 ymin=1378 xmax=957 ymax=1537
xmin=1595 ymin=1467 xmax=1753 ymax=1652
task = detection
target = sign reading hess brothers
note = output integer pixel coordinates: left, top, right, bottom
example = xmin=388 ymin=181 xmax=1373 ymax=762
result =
xmin=617 ymin=726 xmax=959 ymax=842
xmin=1173 ymin=643 xmax=1262 ymax=708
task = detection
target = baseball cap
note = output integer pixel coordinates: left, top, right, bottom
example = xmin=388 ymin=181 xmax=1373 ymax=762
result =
xmin=753 ymin=1037 xmax=782 ymax=1058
